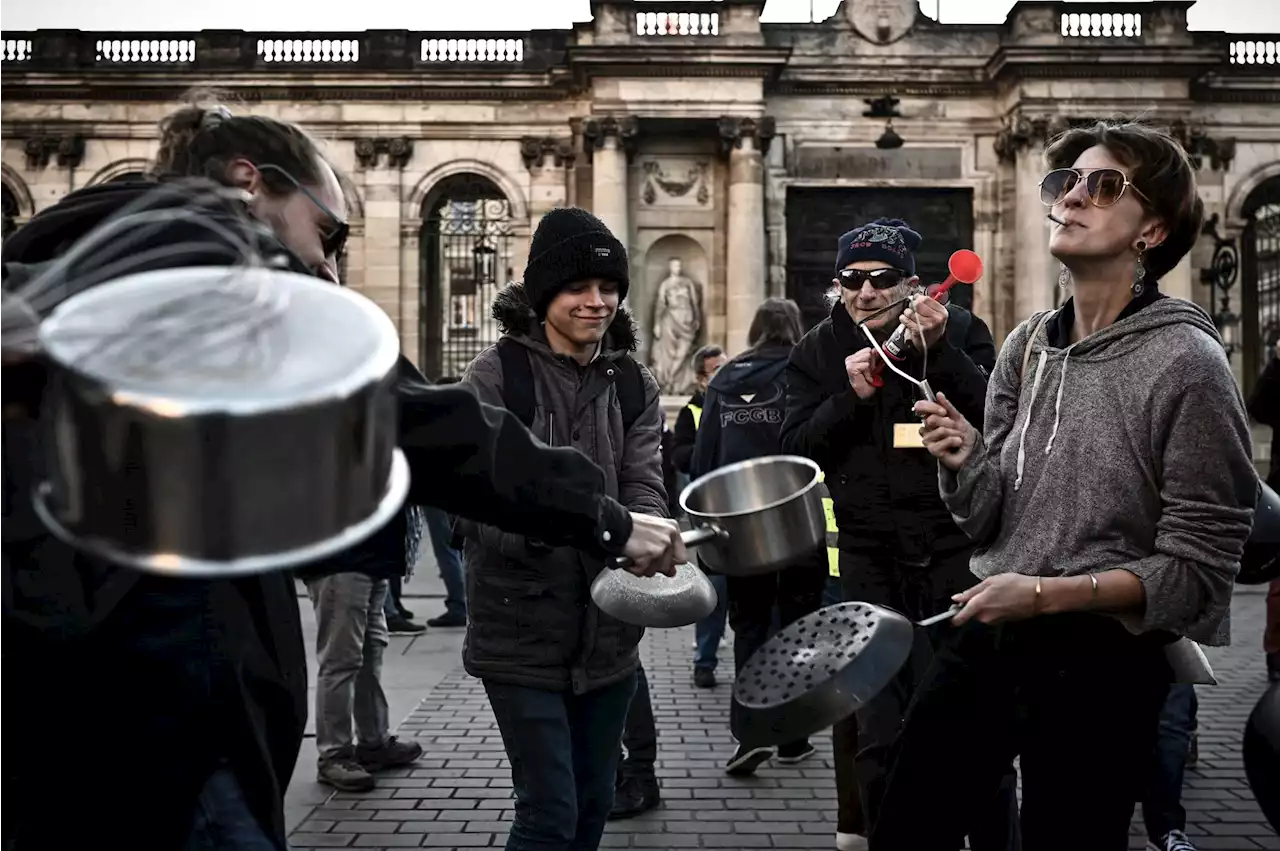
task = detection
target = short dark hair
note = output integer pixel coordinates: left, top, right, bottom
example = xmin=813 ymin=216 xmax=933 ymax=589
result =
xmin=747 ymin=297 xmax=804 ymax=349
xmin=153 ymin=89 xmax=328 ymax=197
xmin=1045 ymin=120 xmax=1203 ymax=283
xmin=692 ymin=345 xmax=724 ymax=376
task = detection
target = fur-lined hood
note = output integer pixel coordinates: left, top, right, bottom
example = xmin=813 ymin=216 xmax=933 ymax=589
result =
xmin=491 ymin=281 xmax=639 ymax=355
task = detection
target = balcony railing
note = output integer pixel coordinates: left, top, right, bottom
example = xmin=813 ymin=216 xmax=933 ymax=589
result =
xmin=97 ymin=38 xmax=196 ymax=63
xmin=3 ymin=39 xmax=32 ymax=61
xmin=420 ymin=38 xmax=524 ymax=63
xmin=1060 ymin=12 xmax=1142 ymax=38
xmin=257 ymin=38 xmax=360 ymax=63
xmin=1230 ymin=39 xmax=1279 ymax=65
xmin=635 ymin=11 xmax=720 ymax=36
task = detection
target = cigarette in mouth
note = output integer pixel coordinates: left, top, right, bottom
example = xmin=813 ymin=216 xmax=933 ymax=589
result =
xmin=1047 ymin=213 xmax=1067 ymax=226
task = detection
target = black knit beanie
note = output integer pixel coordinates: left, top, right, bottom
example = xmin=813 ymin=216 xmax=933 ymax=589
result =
xmin=835 ymin=218 xmax=922 ymax=276
xmin=523 ymin=207 xmax=630 ymax=317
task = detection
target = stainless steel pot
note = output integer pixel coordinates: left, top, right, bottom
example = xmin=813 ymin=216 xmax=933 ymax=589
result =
xmin=678 ymin=455 xmax=825 ymax=576
xmin=33 ymin=266 xmax=407 ymax=577
xmin=590 ymin=561 xmax=718 ymax=628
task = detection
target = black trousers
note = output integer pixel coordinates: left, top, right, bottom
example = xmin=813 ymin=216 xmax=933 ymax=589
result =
xmin=835 ymin=547 xmax=1019 ymax=850
xmin=617 ymin=665 xmax=657 ymax=782
xmin=871 ymin=612 xmax=1172 ymax=851
xmin=726 ymin=549 xmax=826 ymax=746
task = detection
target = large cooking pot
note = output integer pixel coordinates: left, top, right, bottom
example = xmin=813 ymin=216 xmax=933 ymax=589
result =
xmin=677 ymin=455 xmax=825 ymax=576
xmin=1244 ymin=681 xmax=1280 ymax=832
xmin=1240 ymin=480 xmax=1280 ymax=585
xmin=31 ymin=266 xmax=407 ymax=577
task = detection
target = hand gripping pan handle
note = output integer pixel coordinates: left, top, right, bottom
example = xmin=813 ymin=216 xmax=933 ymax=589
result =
xmin=609 ymin=525 xmax=723 ymax=571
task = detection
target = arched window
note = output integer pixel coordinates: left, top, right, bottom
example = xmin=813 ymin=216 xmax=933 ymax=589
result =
xmin=1242 ymin=176 xmax=1280 ymax=393
xmin=419 ymin=174 xmax=514 ymax=380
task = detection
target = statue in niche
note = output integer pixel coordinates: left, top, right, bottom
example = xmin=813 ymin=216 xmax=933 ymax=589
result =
xmin=649 ymin=257 xmax=703 ymax=395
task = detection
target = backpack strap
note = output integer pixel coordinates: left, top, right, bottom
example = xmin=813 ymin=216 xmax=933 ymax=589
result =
xmin=496 ymin=337 xmax=537 ymax=429
xmin=614 ymin=356 xmax=646 ymax=433
xmin=1020 ymin=311 xmax=1056 ymax=387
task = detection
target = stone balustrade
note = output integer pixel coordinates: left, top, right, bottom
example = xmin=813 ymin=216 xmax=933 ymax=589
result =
xmin=1230 ymin=39 xmax=1279 ymax=65
xmin=1060 ymin=11 xmax=1142 ymax=38
xmin=635 ymin=10 xmax=721 ymax=37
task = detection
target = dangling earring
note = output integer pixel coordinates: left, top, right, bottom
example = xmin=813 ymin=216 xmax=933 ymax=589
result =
xmin=1058 ymin=266 xmax=1071 ymax=289
xmin=1132 ymin=240 xmax=1147 ymax=296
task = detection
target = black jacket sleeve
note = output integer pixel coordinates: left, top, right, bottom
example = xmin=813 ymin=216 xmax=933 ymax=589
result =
xmin=916 ymin=309 xmax=996 ymax=430
xmin=1249 ymin=353 xmax=1280 ymax=427
xmin=396 ymin=362 xmax=631 ymax=561
xmin=780 ymin=338 xmax=871 ymax=469
xmin=689 ymin=387 xmax=722 ymax=481
xmin=670 ymin=405 xmax=698 ymax=474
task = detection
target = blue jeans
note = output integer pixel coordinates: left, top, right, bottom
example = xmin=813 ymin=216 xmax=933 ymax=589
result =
xmin=424 ymin=506 xmax=466 ymax=617
xmin=485 ymin=675 xmax=637 ymax=851
xmin=1143 ymin=684 xmax=1198 ymax=840
xmin=182 ymin=766 xmax=282 ymax=851
xmin=693 ymin=572 xmax=728 ymax=671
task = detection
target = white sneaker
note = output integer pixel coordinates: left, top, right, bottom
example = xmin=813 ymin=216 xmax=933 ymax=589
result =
xmin=836 ymin=832 xmax=869 ymax=851
xmin=1147 ymin=830 xmax=1197 ymax=851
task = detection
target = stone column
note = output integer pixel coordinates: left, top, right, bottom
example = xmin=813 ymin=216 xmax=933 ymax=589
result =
xmin=353 ymin=138 xmax=414 ymax=343
xmin=721 ymin=117 xmax=774 ymax=355
xmin=996 ymin=114 xmax=1060 ymax=323
xmin=583 ymin=117 xmax=638 ymax=249
xmin=521 ymin=135 xmax=575 ymax=223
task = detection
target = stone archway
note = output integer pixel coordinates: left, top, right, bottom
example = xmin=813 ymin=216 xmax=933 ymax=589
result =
xmin=418 ymin=173 xmax=515 ymax=380
xmin=86 ymin=158 xmax=153 ymax=185
xmin=1241 ymin=175 xmax=1280 ymax=394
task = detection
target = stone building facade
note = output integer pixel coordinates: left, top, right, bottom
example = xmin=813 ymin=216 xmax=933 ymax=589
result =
xmin=2 ymin=0 xmax=1278 ymax=397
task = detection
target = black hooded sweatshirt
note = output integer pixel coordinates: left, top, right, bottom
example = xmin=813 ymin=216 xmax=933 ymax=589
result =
xmin=1 ymin=180 xmax=634 ymax=851
xmin=689 ymin=345 xmax=794 ymax=480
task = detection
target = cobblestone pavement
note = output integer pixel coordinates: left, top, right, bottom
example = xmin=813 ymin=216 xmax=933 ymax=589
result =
xmin=289 ymin=591 xmax=1277 ymax=850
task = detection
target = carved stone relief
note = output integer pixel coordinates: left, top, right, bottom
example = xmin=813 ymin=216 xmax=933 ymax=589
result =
xmin=846 ymin=0 xmax=918 ymax=45
xmin=640 ymin=159 xmax=711 ymax=207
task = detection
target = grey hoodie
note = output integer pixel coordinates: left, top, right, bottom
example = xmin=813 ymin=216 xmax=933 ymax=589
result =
xmin=941 ymin=298 xmax=1256 ymax=646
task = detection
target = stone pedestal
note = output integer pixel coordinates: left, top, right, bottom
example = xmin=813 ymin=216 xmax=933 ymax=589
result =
xmin=592 ymin=136 xmax=630 ymax=249
xmin=726 ymin=135 xmax=766 ymax=355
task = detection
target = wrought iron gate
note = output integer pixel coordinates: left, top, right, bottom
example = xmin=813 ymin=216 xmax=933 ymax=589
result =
xmin=1242 ymin=177 xmax=1280 ymax=393
xmin=419 ymin=175 xmax=514 ymax=381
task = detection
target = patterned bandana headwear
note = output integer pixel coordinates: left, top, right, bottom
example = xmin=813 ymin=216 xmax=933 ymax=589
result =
xmin=834 ymin=218 xmax=922 ymax=276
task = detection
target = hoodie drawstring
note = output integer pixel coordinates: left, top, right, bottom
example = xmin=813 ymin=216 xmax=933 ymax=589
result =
xmin=1044 ymin=345 xmax=1075 ymax=456
xmin=1013 ymin=349 xmax=1048 ymax=492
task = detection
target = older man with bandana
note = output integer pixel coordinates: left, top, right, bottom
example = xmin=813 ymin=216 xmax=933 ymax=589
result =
xmin=780 ymin=218 xmax=1018 ymax=851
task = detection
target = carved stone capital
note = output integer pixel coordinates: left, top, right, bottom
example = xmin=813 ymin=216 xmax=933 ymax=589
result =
xmin=24 ymin=134 xmax=83 ymax=170
xmin=1169 ymin=119 xmax=1236 ymax=171
xmin=993 ymin=113 xmax=1068 ymax=164
xmin=354 ymin=137 xmax=414 ymax=169
xmin=582 ymin=116 xmax=640 ymax=160
xmin=520 ymin=136 xmax=576 ymax=171
xmin=717 ymin=116 xmax=776 ymax=158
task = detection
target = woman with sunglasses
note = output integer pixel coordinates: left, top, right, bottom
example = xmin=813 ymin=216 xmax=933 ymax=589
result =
xmin=873 ymin=123 xmax=1257 ymax=851
xmin=2 ymin=95 xmax=683 ymax=851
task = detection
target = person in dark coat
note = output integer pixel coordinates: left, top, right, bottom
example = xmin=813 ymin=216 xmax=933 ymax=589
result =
xmin=1 ymin=103 xmax=682 ymax=851
xmin=781 ymin=218 xmax=1017 ymax=851
xmin=1249 ymin=338 xmax=1280 ymax=682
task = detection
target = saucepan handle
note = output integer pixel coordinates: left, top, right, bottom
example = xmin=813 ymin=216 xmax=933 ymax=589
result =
xmin=916 ymin=604 xmax=961 ymax=627
xmin=609 ymin=525 xmax=724 ymax=570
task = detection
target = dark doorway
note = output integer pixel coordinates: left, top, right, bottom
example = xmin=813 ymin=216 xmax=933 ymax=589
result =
xmin=419 ymin=174 xmax=514 ymax=381
xmin=1242 ymin=176 xmax=1280 ymax=397
xmin=785 ymin=187 xmax=975 ymax=330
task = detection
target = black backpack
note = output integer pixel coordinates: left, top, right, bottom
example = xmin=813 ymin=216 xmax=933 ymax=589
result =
xmin=495 ymin=336 xmax=646 ymax=433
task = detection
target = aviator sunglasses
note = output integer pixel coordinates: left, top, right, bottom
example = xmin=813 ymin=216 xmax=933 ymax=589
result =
xmin=837 ymin=267 xmax=904 ymax=291
xmin=255 ymin=162 xmax=350 ymax=259
xmin=1039 ymin=167 xmax=1152 ymax=209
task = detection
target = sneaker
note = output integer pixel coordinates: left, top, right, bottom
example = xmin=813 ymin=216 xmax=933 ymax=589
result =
xmin=387 ymin=615 xmax=426 ymax=635
xmin=693 ymin=667 xmax=716 ymax=689
xmin=725 ymin=744 xmax=775 ymax=777
xmin=355 ymin=736 xmax=423 ymax=772
xmin=1147 ymin=829 xmax=1197 ymax=851
xmin=397 ymin=606 xmax=416 ymax=620
xmin=836 ymin=833 xmax=870 ymax=851
xmin=427 ymin=610 xmax=467 ymax=628
xmin=775 ymin=741 xmax=817 ymax=765
xmin=318 ymin=756 xmax=375 ymax=792
xmin=608 ymin=776 xmax=662 ymax=820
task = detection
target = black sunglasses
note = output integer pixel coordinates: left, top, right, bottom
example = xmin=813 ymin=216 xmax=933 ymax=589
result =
xmin=255 ymin=163 xmax=350 ymax=259
xmin=837 ymin=268 xmax=905 ymax=290
xmin=1039 ymin=167 xmax=1151 ymax=209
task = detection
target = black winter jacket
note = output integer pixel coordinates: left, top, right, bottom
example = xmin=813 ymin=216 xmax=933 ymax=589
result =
xmin=1 ymin=181 xmax=636 ymax=851
xmin=781 ymin=300 xmax=995 ymax=564
xmin=670 ymin=390 xmax=704 ymax=474
xmin=1249 ymin=352 xmax=1280 ymax=490
xmin=690 ymin=345 xmax=794 ymax=480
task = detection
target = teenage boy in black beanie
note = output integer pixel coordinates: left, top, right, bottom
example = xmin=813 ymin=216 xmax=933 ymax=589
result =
xmin=455 ymin=207 xmax=669 ymax=850
xmin=781 ymin=218 xmax=1018 ymax=851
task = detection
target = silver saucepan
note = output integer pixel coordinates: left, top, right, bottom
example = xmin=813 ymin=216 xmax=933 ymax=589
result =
xmin=32 ymin=266 xmax=408 ymax=577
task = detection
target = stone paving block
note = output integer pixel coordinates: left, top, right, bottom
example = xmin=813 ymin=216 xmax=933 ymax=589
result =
xmin=290 ymin=594 xmax=1274 ymax=851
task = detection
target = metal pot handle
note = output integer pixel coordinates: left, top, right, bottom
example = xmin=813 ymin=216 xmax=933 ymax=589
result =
xmin=609 ymin=524 xmax=725 ymax=570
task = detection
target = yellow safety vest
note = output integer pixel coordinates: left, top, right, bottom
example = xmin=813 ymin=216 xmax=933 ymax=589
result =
xmin=817 ymin=471 xmax=839 ymax=577
xmin=688 ymin=403 xmax=702 ymax=430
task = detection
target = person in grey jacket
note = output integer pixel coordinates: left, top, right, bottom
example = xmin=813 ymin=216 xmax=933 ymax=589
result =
xmin=456 ymin=207 xmax=669 ymax=851
xmin=876 ymin=121 xmax=1257 ymax=851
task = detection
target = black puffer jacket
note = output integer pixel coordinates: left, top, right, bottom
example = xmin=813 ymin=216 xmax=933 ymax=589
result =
xmin=782 ymin=300 xmax=995 ymax=563
xmin=457 ymin=283 xmax=668 ymax=694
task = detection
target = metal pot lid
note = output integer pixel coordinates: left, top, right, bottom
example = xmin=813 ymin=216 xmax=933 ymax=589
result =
xmin=590 ymin=561 xmax=719 ymax=629
xmin=38 ymin=266 xmax=400 ymax=416
xmin=31 ymin=448 xmax=411 ymax=578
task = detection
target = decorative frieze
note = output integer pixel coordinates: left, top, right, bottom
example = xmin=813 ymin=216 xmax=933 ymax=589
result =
xmin=354 ymin=137 xmax=414 ymax=169
xmin=519 ymin=136 xmax=575 ymax=171
xmin=717 ymin=116 xmax=775 ymax=157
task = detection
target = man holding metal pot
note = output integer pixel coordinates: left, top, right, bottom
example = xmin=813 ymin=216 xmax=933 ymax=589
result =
xmin=1 ymin=103 xmax=683 ymax=851
xmin=780 ymin=218 xmax=1018 ymax=851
